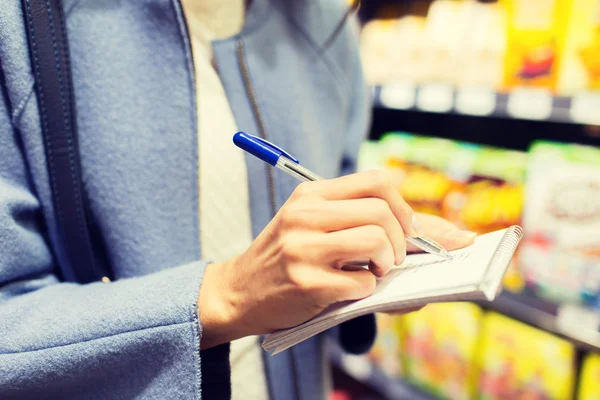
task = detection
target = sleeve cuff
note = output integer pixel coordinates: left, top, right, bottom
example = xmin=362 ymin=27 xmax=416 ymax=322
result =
xmin=338 ymin=314 xmax=377 ymax=355
xmin=200 ymin=343 xmax=231 ymax=398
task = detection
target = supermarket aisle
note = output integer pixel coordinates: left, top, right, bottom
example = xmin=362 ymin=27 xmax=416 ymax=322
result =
xmin=331 ymin=0 xmax=600 ymax=398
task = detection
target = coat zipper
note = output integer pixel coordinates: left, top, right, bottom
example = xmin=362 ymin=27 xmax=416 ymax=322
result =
xmin=236 ymin=39 xmax=301 ymax=400
xmin=236 ymin=40 xmax=277 ymax=218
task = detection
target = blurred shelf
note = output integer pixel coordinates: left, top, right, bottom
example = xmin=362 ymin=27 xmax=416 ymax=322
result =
xmin=369 ymin=84 xmax=600 ymax=150
xmin=329 ymin=294 xmax=600 ymax=399
xmin=329 ymin=341 xmax=434 ymax=400
xmin=478 ymin=290 xmax=600 ymax=352
xmin=373 ymin=84 xmax=600 ymax=126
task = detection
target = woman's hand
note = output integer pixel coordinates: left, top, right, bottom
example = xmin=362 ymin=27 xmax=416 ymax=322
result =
xmin=198 ymin=170 xmax=415 ymax=348
xmin=197 ymin=171 xmax=475 ymax=349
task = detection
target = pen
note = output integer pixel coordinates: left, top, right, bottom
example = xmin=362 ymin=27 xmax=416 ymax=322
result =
xmin=233 ymin=132 xmax=453 ymax=261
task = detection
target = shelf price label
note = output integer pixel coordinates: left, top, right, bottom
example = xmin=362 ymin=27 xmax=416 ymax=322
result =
xmin=378 ymin=82 xmax=417 ymax=110
xmin=456 ymin=86 xmax=496 ymax=116
xmin=557 ymin=304 xmax=600 ymax=348
xmin=571 ymin=91 xmax=600 ymax=125
xmin=507 ymin=87 xmax=553 ymax=120
xmin=416 ymin=83 xmax=453 ymax=113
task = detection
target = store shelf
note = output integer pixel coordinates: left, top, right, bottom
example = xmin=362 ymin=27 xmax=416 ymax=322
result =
xmin=479 ymin=290 xmax=600 ymax=352
xmin=329 ymin=341 xmax=434 ymax=400
xmin=373 ymin=84 xmax=600 ymax=126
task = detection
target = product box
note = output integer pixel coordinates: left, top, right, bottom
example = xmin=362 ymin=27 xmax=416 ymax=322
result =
xmin=578 ymin=353 xmax=600 ymax=400
xmin=360 ymin=19 xmax=402 ymax=85
xmin=360 ymin=15 xmax=428 ymax=85
xmin=439 ymin=141 xmax=483 ymax=228
xmin=502 ymin=0 xmax=568 ymax=90
xmin=380 ymin=133 xmax=462 ymax=217
xmin=457 ymin=147 xmax=527 ymax=235
xmin=422 ymin=0 xmax=469 ymax=84
xmin=368 ymin=313 xmax=403 ymax=378
xmin=519 ymin=141 xmax=600 ymax=306
xmin=477 ymin=312 xmax=576 ymax=400
xmin=356 ymin=140 xmax=385 ymax=173
xmin=457 ymin=1 xmax=508 ymax=88
xmin=558 ymin=0 xmax=600 ymax=94
xmin=400 ymin=303 xmax=484 ymax=400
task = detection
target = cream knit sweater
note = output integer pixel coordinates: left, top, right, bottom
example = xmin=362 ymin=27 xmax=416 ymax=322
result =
xmin=181 ymin=1 xmax=269 ymax=398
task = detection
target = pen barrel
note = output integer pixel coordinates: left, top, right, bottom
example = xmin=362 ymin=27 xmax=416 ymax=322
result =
xmin=276 ymin=157 xmax=324 ymax=182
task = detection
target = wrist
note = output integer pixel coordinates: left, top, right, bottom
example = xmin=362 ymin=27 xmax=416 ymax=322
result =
xmin=197 ymin=258 xmax=244 ymax=349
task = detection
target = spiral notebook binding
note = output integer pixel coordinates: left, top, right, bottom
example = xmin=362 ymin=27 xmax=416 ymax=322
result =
xmin=479 ymin=225 xmax=524 ymax=301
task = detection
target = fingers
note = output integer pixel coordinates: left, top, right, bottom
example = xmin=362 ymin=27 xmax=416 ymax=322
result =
xmin=319 ymin=225 xmax=396 ymax=277
xmin=284 ymin=198 xmax=406 ymax=265
xmin=284 ymin=225 xmax=394 ymax=277
xmin=293 ymin=170 xmax=416 ymax=236
xmin=309 ymin=267 xmax=377 ymax=304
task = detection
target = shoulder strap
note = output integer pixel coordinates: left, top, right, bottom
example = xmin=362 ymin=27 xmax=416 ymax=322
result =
xmin=21 ymin=0 xmax=104 ymax=283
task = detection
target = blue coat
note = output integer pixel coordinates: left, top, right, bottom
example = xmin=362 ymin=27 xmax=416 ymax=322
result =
xmin=0 ymin=0 xmax=375 ymax=398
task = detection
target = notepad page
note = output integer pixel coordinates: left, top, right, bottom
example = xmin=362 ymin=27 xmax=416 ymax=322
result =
xmin=304 ymin=228 xmax=507 ymax=323
xmin=366 ymin=228 xmax=506 ymax=302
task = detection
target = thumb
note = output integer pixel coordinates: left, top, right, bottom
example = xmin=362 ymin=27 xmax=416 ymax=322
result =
xmin=436 ymin=229 xmax=477 ymax=251
xmin=410 ymin=213 xmax=477 ymax=252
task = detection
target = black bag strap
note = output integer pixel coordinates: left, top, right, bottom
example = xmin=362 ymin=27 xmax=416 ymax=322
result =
xmin=21 ymin=0 xmax=104 ymax=283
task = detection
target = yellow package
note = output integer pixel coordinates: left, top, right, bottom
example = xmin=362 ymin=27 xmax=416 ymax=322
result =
xmin=400 ymin=303 xmax=483 ymax=400
xmin=558 ymin=0 xmax=600 ymax=94
xmin=368 ymin=313 xmax=403 ymax=378
xmin=477 ymin=312 xmax=576 ymax=400
xmin=503 ymin=0 xmax=568 ymax=90
xmin=578 ymin=353 xmax=600 ymax=400
xmin=458 ymin=147 xmax=526 ymax=235
xmin=382 ymin=134 xmax=459 ymax=217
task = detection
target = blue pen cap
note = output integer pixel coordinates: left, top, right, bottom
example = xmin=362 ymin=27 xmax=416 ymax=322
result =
xmin=233 ymin=132 xmax=299 ymax=166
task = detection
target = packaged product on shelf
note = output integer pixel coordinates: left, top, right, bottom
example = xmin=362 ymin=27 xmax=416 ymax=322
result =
xmin=400 ymin=303 xmax=483 ymax=400
xmin=439 ymin=142 xmax=482 ymax=226
xmin=422 ymin=0 xmax=469 ymax=84
xmin=457 ymin=1 xmax=508 ymax=89
xmin=578 ymin=353 xmax=600 ymax=400
xmin=456 ymin=147 xmax=527 ymax=235
xmin=356 ymin=140 xmax=385 ymax=173
xmin=368 ymin=313 xmax=403 ymax=378
xmin=360 ymin=19 xmax=401 ymax=85
xmin=558 ymin=0 xmax=600 ymax=94
xmin=378 ymin=132 xmax=415 ymax=185
xmin=380 ymin=133 xmax=461 ymax=217
xmin=477 ymin=312 xmax=576 ymax=400
xmin=360 ymin=15 xmax=427 ymax=85
xmin=392 ymin=16 xmax=428 ymax=84
xmin=502 ymin=0 xmax=568 ymax=90
xmin=519 ymin=141 xmax=600 ymax=306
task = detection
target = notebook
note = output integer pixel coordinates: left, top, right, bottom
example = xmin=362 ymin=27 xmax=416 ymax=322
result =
xmin=262 ymin=225 xmax=523 ymax=354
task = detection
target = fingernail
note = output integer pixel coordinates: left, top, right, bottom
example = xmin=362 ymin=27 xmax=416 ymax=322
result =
xmin=446 ymin=230 xmax=478 ymax=240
